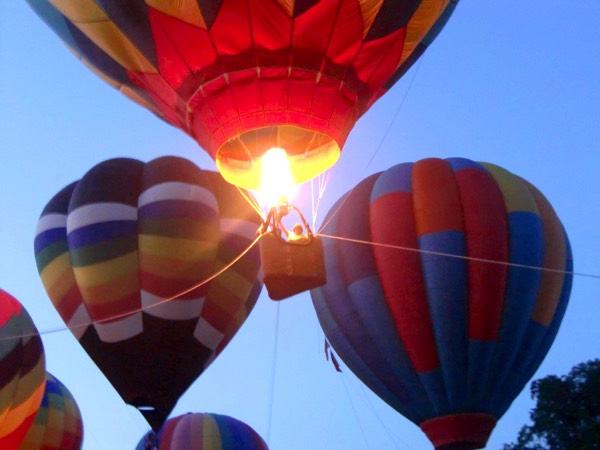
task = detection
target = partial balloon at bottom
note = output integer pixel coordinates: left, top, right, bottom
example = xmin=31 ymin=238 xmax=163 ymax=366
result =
xmin=136 ymin=412 xmax=269 ymax=450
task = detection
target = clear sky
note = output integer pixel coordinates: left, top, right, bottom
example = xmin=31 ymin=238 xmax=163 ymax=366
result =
xmin=1 ymin=2 xmax=599 ymax=449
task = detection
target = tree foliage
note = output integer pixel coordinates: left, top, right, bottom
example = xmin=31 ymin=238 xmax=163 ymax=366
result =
xmin=502 ymin=359 xmax=600 ymax=449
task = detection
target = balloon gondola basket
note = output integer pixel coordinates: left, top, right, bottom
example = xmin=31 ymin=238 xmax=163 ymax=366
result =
xmin=259 ymin=201 xmax=326 ymax=301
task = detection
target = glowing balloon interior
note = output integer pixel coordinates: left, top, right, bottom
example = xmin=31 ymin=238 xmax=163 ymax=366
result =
xmin=26 ymin=0 xmax=458 ymax=189
xmin=256 ymin=148 xmax=298 ymax=208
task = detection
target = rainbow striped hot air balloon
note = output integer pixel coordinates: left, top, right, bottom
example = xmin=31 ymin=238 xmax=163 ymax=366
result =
xmin=0 ymin=289 xmax=46 ymax=449
xmin=136 ymin=412 xmax=269 ymax=450
xmin=19 ymin=372 xmax=83 ymax=450
xmin=311 ymin=157 xmax=573 ymax=450
xmin=34 ymin=156 xmax=262 ymax=431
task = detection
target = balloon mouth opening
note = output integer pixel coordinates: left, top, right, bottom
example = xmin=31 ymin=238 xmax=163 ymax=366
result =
xmin=215 ymin=124 xmax=340 ymax=190
xmin=420 ymin=413 xmax=497 ymax=450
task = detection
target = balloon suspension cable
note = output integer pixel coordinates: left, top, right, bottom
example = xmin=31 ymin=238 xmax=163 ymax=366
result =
xmin=339 ymin=371 xmax=373 ymax=450
xmin=317 ymin=58 xmax=424 ymax=236
xmin=258 ymin=197 xmax=314 ymax=244
xmin=311 ymin=179 xmax=316 ymax=229
xmin=266 ymin=300 xmax=281 ymax=444
xmin=346 ymin=372 xmax=410 ymax=449
xmin=2 ymin=234 xmax=262 ymax=342
xmin=310 ymin=170 xmax=333 ymax=231
xmin=5 ymin=232 xmax=596 ymax=343
xmin=235 ymin=185 xmax=264 ymax=220
xmin=318 ymin=233 xmax=590 ymax=278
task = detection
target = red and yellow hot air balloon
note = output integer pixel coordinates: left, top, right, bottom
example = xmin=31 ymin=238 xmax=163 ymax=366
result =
xmin=136 ymin=412 xmax=269 ymax=450
xmin=26 ymin=0 xmax=458 ymax=190
xmin=0 ymin=289 xmax=46 ymax=449
xmin=34 ymin=156 xmax=262 ymax=431
xmin=19 ymin=372 xmax=83 ymax=450
xmin=311 ymin=158 xmax=573 ymax=449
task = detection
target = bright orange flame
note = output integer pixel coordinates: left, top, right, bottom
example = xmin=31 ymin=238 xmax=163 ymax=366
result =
xmin=256 ymin=148 xmax=297 ymax=207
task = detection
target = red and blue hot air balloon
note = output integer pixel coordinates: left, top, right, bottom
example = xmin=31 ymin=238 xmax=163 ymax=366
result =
xmin=34 ymin=156 xmax=262 ymax=431
xmin=311 ymin=157 xmax=573 ymax=449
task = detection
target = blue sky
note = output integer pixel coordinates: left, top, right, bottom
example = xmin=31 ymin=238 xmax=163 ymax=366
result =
xmin=1 ymin=1 xmax=599 ymax=449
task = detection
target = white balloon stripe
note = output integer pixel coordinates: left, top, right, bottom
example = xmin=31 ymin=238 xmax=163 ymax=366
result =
xmin=141 ymin=291 xmax=205 ymax=320
xmin=35 ymin=213 xmax=67 ymax=236
xmin=193 ymin=317 xmax=224 ymax=351
xmin=67 ymin=203 xmax=137 ymax=232
xmin=138 ymin=182 xmax=218 ymax=210
xmin=67 ymin=304 xmax=92 ymax=340
xmin=94 ymin=313 xmax=143 ymax=343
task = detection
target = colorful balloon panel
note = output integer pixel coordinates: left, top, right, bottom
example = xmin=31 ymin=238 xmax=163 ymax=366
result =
xmin=26 ymin=0 xmax=458 ymax=189
xmin=19 ymin=373 xmax=83 ymax=450
xmin=136 ymin=412 xmax=269 ymax=450
xmin=34 ymin=156 xmax=263 ymax=431
xmin=311 ymin=158 xmax=573 ymax=449
xmin=0 ymin=290 xmax=46 ymax=450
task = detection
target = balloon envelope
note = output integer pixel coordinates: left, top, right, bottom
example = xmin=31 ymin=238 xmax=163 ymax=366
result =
xmin=26 ymin=0 xmax=458 ymax=189
xmin=19 ymin=372 xmax=83 ymax=450
xmin=34 ymin=156 xmax=262 ymax=430
xmin=0 ymin=289 xmax=46 ymax=449
xmin=136 ymin=412 xmax=268 ymax=450
xmin=311 ymin=157 xmax=573 ymax=449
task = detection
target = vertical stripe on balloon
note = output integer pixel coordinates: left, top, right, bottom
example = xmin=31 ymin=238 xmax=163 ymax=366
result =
xmin=412 ymin=158 xmax=468 ymax=411
xmin=447 ymin=157 xmax=509 ymax=409
xmin=480 ymin=163 xmax=544 ymax=410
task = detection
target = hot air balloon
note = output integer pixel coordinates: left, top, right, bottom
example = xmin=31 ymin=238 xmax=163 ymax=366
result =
xmin=26 ymin=0 xmax=458 ymax=190
xmin=0 ymin=289 xmax=46 ymax=449
xmin=19 ymin=372 xmax=83 ymax=450
xmin=135 ymin=412 xmax=268 ymax=450
xmin=310 ymin=157 xmax=573 ymax=449
xmin=34 ymin=156 xmax=263 ymax=431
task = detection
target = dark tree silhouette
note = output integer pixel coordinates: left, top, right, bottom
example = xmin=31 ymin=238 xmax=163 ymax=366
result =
xmin=502 ymin=359 xmax=600 ymax=450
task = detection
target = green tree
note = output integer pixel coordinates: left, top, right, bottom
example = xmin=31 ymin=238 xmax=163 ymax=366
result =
xmin=502 ymin=359 xmax=600 ymax=450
